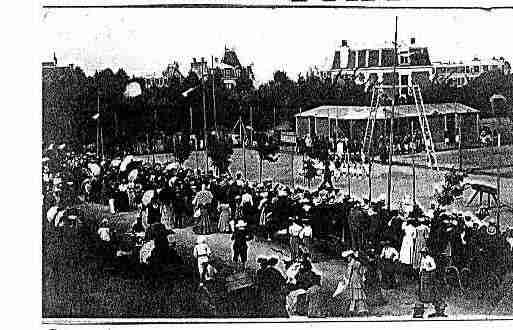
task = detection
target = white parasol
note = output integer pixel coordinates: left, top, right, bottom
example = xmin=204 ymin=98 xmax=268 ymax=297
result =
xmin=88 ymin=163 xmax=101 ymax=177
xmin=142 ymin=189 xmax=155 ymax=206
xmin=120 ymin=155 xmax=134 ymax=172
xmin=128 ymin=169 xmax=138 ymax=182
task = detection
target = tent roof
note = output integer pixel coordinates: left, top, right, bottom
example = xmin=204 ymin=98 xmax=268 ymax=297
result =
xmin=295 ymin=103 xmax=479 ymax=120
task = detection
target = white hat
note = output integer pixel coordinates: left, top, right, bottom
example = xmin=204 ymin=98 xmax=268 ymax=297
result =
xmin=197 ymin=235 xmax=207 ymax=244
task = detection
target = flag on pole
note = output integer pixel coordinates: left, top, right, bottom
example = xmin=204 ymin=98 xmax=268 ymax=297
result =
xmin=182 ymin=87 xmax=197 ymax=98
xmin=92 ymin=113 xmax=100 ymax=120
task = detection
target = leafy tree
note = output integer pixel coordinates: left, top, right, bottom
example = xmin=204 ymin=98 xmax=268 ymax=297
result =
xmin=174 ymin=133 xmax=192 ymax=166
xmin=307 ymin=136 xmax=332 ymax=188
xmin=254 ymin=132 xmax=280 ymax=182
xmin=207 ymin=133 xmax=234 ymax=175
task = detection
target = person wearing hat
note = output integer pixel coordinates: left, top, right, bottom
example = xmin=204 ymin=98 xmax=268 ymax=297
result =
xmin=288 ymin=217 xmax=303 ymax=261
xmin=414 ymin=247 xmax=447 ymax=318
xmin=231 ymin=219 xmax=251 ymax=272
xmin=193 ymin=236 xmax=211 ymax=286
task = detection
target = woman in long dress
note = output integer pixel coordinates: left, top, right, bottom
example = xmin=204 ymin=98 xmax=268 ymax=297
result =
xmin=413 ymin=219 xmax=430 ymax=271
xmin=217 ymin=202 xmax=231 ymax=233
xmin=193 ymin=185 xmax=216 ymax=235
xmin=347 ymin=251 xmax=368 ymax=316
xmin=399 ymin=220 xmax=417 ymax=266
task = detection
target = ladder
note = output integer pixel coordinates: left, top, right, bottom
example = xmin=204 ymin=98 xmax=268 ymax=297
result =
xmin=363 ymin=84 xmax=438 ymax=169
xmin=411 ymin=84 xmax=438 ymax=169
xmin=362 ymin=85 xmax=382 ymax=161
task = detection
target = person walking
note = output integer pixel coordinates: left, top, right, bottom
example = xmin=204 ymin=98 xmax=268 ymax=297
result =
xmin=193 ymin=235 xmax=211 ymax=286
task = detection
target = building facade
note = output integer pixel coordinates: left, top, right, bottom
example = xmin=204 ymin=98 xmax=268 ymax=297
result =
xmin=189 ymin=47 xmax=254 ymax=89
xmin=144 ymin=61 xmax=185 ymax=88
xmin=326 ymin=38 xmax=510 ymax=95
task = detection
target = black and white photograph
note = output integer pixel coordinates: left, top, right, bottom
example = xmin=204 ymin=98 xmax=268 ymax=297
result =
xmin=39 ymin=2 xmax=513 ymax=323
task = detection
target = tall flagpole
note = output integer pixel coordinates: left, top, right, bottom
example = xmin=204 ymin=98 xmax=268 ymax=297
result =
xmin=202 ymin=62 xmax=208 ymax=173
xmin=387 ymin=16 xmax=398 ymax=211
xmin=96 ymin=94 xmax=100 ymax=158
xmin=250 ymin=105 xmax=253 ymax=147
xmin=211 ymin=55 xmax=218 ymax=134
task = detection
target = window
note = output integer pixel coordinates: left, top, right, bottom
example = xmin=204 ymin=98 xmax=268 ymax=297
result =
xmin=482 ymin=65 xmax=489 ymax=72
xmin=457 ymin=66 xmax=465 ymax=73
xmin=401 ymin=75 xmax=409 ymax=85
xmin=400 ymin=56 xmax=409 ymax=65
xmin=473 ymin=66 xmax=480 ymax=73
xmin=465 ymin=66 xmax=471 ymax=73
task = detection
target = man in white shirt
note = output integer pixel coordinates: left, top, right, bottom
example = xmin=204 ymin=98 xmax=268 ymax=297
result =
xmin=380 ymin=241 xmax=399 ymax=289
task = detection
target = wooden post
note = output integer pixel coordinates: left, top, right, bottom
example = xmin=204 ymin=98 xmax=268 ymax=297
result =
xmin=387 ymin=16 xmax=398 ymax=212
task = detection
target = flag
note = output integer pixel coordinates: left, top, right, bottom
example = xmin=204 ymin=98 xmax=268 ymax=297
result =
xmin=182 ymin=87 xmax=197 ymax=98
xmin=92 ymin=113 xmax=100 ymax=120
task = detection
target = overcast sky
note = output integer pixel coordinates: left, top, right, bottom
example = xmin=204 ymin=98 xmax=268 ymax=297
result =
xmin=41 ymin=8 xmax=513 ymax=84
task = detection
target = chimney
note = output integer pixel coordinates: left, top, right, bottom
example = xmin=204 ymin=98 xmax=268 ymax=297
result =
xmin=341 ymin=40 xmax=348 ymax=47
xmin=410 ymin=37 xmax=416 ymax=45
xmin=193 ymin=57 xmax=197 ymax=63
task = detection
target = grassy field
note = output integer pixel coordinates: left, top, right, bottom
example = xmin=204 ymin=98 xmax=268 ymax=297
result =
xmin=394 ymin=145 xmax=513 ymax=175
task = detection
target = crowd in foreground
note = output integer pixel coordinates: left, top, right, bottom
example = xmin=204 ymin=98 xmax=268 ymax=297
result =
xmin=43 ymin=144 xmax=513 ymax=318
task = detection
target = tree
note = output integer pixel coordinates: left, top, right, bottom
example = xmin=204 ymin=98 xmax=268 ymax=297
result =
xmin=254 ymin=132 xmax=280 ymax=182
xmin=174 ymin=133 xmax=192 ymax=167
xmin=307 ymin=136 xmax=333 ymax=189
xmin=207 ymin=133 xmax=234 ymax=175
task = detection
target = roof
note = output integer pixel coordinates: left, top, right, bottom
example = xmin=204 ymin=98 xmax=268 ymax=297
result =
xmin=295 ymin=103 xmax=479 ymax=120
xmin=222 ymin=49 xmax=241 ymax=68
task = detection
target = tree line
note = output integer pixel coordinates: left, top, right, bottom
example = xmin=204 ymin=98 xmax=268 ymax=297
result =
xmin=43 ymin=64 xmax=513 ymax=155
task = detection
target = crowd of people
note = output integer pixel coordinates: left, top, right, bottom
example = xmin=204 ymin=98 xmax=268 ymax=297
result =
xmin=43 ymin=144 xmax=513 ymax=318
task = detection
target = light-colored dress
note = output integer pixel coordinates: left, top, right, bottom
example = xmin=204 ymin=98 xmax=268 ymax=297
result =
xmin=218 ymin=203 xmax=231 ymax=233
xmin=399 ymin=223 xmax=417 ymax=265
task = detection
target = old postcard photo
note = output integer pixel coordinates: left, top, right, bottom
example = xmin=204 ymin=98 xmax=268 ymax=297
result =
xmin=40 ymin=2 xmax=513 ymax=324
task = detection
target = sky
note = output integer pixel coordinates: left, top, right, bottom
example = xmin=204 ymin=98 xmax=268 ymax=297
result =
xmin=41 ymin=8 xmax=513 ymax=84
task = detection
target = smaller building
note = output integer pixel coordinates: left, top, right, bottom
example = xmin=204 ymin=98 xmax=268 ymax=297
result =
xmin=145 ymin=61 xmax=185 ymax=88
xmin=295 ymin=103 xmax=480 ymax=149
xmin=189 ymin=47 xmax=254 ymax=89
